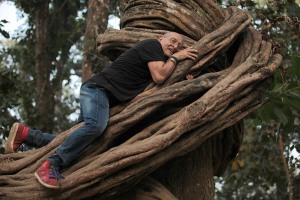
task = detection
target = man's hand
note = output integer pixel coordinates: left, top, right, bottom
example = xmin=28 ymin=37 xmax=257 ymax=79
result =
xmin=148 ymin=46 xmax=198 ymax=84
xmin=172 ymin=46 xmax=198 ymax=61
xmin=186 ymin=74 xmax=194 ymax=80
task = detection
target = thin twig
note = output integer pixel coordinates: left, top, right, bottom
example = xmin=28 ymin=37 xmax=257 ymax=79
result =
xmin=278 ymin=132 xmax=293 ymax=200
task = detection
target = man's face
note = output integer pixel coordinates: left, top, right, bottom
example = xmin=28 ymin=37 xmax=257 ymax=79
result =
xmin=158 ymin=32 xmax=183 ymax=57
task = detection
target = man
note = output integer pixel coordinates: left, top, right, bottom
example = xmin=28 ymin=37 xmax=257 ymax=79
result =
xmin=5 ymin=32 xmax=198 ymax=189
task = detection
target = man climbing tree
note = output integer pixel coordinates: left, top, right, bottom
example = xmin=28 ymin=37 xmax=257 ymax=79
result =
xmin=5 ymin=32 xmax=197 ymax=189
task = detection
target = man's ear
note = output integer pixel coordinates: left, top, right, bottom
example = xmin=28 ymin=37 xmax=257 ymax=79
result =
xmin=157 ymin=35 xmax=163 ymax=41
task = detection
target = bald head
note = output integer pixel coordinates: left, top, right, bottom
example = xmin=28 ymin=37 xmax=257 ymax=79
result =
xmin=163 ymin=32 xmax=182 ymax=39
xmin=158 ymin=32 xmax=183 ymax=57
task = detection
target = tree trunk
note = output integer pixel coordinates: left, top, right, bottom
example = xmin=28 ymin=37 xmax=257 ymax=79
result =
xmin=34 ymin=0 xmax=55 ymax=132
xmin=81 ymin=0 xmax=109 ymax=82
xmin=0 ymin=0 xmax=282 ymax=199
xmin=151 ymin=139 xmax=215 ymax=200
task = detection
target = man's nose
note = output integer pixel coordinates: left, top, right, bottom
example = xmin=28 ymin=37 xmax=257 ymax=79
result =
xmin=174 ymin=43 xmax=180 ymax=52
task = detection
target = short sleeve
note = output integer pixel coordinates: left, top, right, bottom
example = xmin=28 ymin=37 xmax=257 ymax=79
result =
xmin=135 ymin=39 xmax=166 ymax=62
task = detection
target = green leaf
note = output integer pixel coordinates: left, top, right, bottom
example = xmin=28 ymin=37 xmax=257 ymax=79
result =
xmin=290 ymin=55 xmax=300 ymax=78
xmin=0 ymin=29 xmax=10 ymax=38
xmin=285 ymin=96 xmax=300 ymax=110
xmin=273 ymin=107 xmax=288 ymax=126
xmin=0 ymin=19 xmax=8 ymax=23
xmin=288 ymin=91 xmax=300 ymax=100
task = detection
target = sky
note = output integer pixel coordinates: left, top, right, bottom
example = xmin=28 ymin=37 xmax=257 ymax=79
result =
xmin=0 ymin=1 xmax=120 ymax=40
xmin=0 ymin=2 xmax=27 ymax=40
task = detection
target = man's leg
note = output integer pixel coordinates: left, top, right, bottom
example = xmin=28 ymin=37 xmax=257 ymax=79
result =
xmin=5 ymin=123 xmax=55 ymax=153
xmin=52 ymin=83 xmax=109 ymax=166
xmin=35 ymin=83 xmax=110 ymax=189
xmin=27 ymin=129 xmax=56 ymax=147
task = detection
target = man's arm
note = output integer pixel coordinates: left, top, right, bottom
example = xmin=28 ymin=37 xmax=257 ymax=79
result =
xmin=148 ymin=59 xmax=177 ymax=84
xmin=148 ymin=46 xmax=198 ymax=84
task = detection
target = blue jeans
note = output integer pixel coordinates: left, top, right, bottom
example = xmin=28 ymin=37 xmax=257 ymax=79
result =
xmin=27 ymin=83 xmax=110 ymax=167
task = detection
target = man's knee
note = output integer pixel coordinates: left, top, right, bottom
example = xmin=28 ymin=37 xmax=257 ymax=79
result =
xmin=94 ymin=121 xmax=108 ymax=134
xmin=86 ymin=120 xmax=108 ymax=137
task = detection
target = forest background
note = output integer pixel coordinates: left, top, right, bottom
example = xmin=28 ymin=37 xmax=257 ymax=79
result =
xmin=0 ymin=0 xmax=299 ymax=199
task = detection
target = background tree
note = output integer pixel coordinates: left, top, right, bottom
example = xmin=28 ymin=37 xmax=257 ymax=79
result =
xmin=15 ymin=0 xmax=87 ymax=132
xmin=81 ymin=0 xmax=109 ymax=81
xmin=0 ymin=0 xmax=88 ymax=144
xmin=215 ymin=1 xmax=300 ymax=199
xmin=81 ymin=0 xmax=124 ymax=81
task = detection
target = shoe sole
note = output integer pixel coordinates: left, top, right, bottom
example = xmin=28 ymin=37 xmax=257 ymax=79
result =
xmin=34 ymin=172 xmax=60 ymax=189
xmin=5 ymin=122 xmax=19 ymax=153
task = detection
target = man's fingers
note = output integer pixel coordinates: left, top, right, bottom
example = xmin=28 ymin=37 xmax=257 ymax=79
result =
xmin=189 ymin=53 xmax=198 ymax=59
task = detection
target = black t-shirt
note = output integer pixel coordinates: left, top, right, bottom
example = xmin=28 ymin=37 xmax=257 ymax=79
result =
xmin=85 ymin=39 xmax=166 ymax=105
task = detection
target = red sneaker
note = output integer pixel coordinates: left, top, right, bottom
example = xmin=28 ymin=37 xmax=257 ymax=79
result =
xmin=34 ymin=160 xmax=64 ymax=189
xmin=5 ymin=122 xmax=29 ymax=153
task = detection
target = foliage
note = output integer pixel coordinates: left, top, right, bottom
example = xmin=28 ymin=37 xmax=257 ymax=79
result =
xmin=215 ymin=0 xmax=300 ymax=199
xmin=215 ymin=120 xmax=300 ymax=200
xmin=109 ymin=0 xmax=124 ymax=17
xmin=0 ymin=64 xmax=20 ymax=153
xmin=0 ymin=0 xmax=87 ymax=142
xmin=0 ymin=19 xmax=10 ymax=38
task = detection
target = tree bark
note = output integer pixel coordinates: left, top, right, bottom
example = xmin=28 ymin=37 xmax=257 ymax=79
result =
xmin=107 ymin=177 xmax=178 ymax=200
xmin=0 ymin=0 xmax=282 ymax=199
xmin=151 ymin=139 xmax=215 ymax=200
xmin=34 ymin=0 xmax=55 ymax=132
xmin=81 ymin=0 xmax=109 ymax=82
